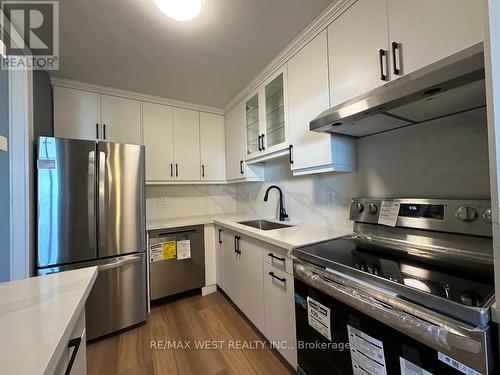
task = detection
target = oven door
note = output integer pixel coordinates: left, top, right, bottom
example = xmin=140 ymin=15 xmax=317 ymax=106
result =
xmin=294 ymin=262 xmax=496 ymax=375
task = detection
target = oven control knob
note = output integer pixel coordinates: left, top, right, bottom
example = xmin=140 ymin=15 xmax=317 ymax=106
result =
xmin=482 ymin=208 xmax=492 ymax=224
xmin=354 ymin=202 xmax=365 ymax=213
xmin=368 ymin=203 xmax=378 ymax=214
xmin=455 ymin=206 xmax=478 ymax=222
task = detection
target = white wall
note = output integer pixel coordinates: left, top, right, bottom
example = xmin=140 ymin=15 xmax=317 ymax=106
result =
xmin=146 ymin=184 xmax=237 ymax=220
xmin=236 ymin=108 xmax=490 ymax=232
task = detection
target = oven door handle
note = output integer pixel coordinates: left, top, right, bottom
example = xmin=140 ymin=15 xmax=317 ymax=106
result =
xmin=294 ymin=264 xmax=484 ymax=355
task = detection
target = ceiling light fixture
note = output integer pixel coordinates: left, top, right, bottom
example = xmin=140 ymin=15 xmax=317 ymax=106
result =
xmin=154 ymin=0 xmax=202 ymax=21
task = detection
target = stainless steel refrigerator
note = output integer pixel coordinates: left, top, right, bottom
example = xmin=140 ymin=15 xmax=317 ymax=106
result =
xmin=36 ymin=136 xmax=147 ymax=340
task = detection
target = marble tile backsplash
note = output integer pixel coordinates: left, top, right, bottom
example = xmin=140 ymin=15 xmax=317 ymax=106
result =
xmin=147 ymin=107 xmax=490 ymax=232
xmin=146 ymin=184 xmax=237 ymax=220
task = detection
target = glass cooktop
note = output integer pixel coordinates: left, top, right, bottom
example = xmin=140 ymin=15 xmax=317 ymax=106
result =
xmin=295 ymin=235 xmax=494 ymax=309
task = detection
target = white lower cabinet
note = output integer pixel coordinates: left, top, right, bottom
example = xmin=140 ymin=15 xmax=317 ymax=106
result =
xmin=263 ymin=262 xmax=297 ymax=368
xmin=218 ymin=228 xmax=296 ymax=368
xmin=52 ymin=309 xmax=86 ymax=375
xmin=238 ymin=235 xmax=265 ymax=333
xmin=215 ymin=226 xmax=224 ymax=289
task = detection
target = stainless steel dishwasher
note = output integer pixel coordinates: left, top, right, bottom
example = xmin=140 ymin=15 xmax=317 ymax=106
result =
xmin=148 ymin=225 xmax=205 ymax=301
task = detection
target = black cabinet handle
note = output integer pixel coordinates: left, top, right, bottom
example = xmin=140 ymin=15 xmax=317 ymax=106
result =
xmin=175 ymin=164 xmax=179 ymax=177
xmin=268 ymin=252 xmax=286 ymax=262
xmin=261 ymin=134 xmax=265 ymax=150
xmin=65 ymin=337 xmax=82 ymax=375
xmin=170 ymin=163 xmax=173 ymax=177
xmin=96 ymin=123 xmax=99 ymax=139
xmin=269 ymin=271 xmax=286 ymax=283
xmin=201 ymin=164 xmax=205 ymax=178
xmin=258 ymin=135 xmax=262 ymax=151
xmin=103 ymin=124 xmax=106 ymax=140
xmin=218 ymin=229 xmax=222 ymax=244
xmin=379 ymin=49 xmax=388 ymax=81
xmin=289 ymin=145 xmax=294 ymax=164
xmin=240 ymin=160 xmax=244 ymax=174
xmin=235 ymin=236 xmax=241 ymax=254
xmin=392 ymin=42 xmax=401 ymax=76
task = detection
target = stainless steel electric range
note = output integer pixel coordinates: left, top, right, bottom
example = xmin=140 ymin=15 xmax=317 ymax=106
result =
xmin=292 ymin=199 xmax=496 ymax=375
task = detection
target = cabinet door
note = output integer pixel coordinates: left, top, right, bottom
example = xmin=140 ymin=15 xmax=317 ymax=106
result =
xmin=263 ymin=263 xmax=297 ymax=368
xmin=53 ymin=86 xmax=101 ymax=141
xmin=143 ymin=102 xmax=174 ymax=181
xmin=245 ymin=91 xmax=261 ymax=159
xmin=288 ymin=30 xmax=333 ymax=171
xmin=200 ymin=112 xmax=225 ymax=181
xmin=101 ymin=95 xmax=142 ymax=145
xmin=387 ymin=0 xmax=483 ymax=77
xmin=222 ymin=230 xmax=239 ymax=304
xmin=262 ymin=67 xmax=288 ymax=153
xmin=173 ymin=107 xmax=200 ymax=180
xmin=225 ymin=101 xmax=247 ymax=180
xmin=215 ymin=226 xmax=224 ymax=288
xmin=328 ymin=0 xmax=389 ymax=107
xmin=238 ymin=235 xmax=265 ymax=332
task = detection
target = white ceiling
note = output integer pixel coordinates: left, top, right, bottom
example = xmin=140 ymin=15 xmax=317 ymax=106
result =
xmin=52 ymin=0 xmax=334 ymax=108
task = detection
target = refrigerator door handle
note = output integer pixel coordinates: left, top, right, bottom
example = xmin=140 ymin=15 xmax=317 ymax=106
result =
xmin=98 ymin=150 xmax=106 ymax=246
xmin=98 ymin=254 xmax=142 ymax=271
xmin=88 ymin=151 xmax=96 ymax=249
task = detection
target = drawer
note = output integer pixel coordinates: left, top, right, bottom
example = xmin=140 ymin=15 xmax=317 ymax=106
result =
xmin=262 ymin=243 xmax=292 ymax=275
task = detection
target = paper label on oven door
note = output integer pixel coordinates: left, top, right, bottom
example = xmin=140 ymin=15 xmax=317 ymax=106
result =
xmin=306 ymin=297 xmax=331 ymax=340
xmin=438 ymin=352 xmax=483 ymax=375
xmin=347 ymin=325 xmax=387 ymax=375
xmin=400 ymin=357 xmax=434 ymax=375
xmin=378 ymin=200 xmax=400 ymax=227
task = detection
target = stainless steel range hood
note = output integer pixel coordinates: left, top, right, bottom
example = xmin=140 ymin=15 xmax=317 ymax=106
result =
xmin=310 ymin=43 xmax=485 ymax=138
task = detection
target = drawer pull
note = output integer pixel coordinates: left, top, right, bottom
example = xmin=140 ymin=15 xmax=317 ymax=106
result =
xmin=269 ymin=271 xmax=286 ymax=283
xmin=65 ymin=336 xmax=82 ymax=375
xmin=268 ymin=252 xmax=285 ymax=262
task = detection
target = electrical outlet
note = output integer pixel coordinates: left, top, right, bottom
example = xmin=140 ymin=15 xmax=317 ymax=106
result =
xmin=157 ymin=197 xmax=168 ymax=206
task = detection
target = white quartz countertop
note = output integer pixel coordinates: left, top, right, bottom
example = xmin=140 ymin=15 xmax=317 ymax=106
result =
xmin=147 ymin=214 xmax=350 ymax=250
xmin=0 ymin=267 xmax=97 ymax=375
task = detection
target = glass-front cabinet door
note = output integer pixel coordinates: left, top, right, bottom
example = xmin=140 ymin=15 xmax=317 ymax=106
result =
xmin=245 ymin=92 xmax=260 ymax=158
xmin=244 ymin=66 xmax=289 ymax=161
xmin=264 ymin=72 xmax=286 ymax=149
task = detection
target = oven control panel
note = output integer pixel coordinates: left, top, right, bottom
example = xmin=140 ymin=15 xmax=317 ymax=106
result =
xmin=349 ymin=198 xmax=492 ymax=237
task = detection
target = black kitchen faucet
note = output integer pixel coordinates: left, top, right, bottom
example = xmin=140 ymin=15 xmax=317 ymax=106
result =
xmin=263 ymin=185 xmax=288 ymax=221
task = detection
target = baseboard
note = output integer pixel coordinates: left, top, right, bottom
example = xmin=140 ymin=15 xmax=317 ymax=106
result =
xmin=202 ymin=284 xmax=217 ymax=296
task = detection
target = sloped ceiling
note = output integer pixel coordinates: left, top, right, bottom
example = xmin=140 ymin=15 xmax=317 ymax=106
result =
xmin=52 ymin=0 xmax=334 ymax=108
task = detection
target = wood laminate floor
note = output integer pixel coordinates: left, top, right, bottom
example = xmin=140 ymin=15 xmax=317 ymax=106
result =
xmin=87 ymin=291 xmax=294 ymax=375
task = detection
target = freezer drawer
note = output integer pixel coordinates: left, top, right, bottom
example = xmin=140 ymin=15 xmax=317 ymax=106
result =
xmin=38 ymin=253 xmax=147 ymax=340
xmin=149 ymin=226 xmax=205 ymax=300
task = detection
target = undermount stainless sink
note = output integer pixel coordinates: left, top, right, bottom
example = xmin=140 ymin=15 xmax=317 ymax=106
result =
xmin=238 ymin=219 xmax=292 ymax=231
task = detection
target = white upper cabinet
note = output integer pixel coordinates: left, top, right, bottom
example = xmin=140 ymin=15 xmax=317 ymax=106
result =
xmin=143 ymin=102 xmax=174 ymax=181
xmin=54 ymin=87 xmax=142 ymax=144
xmin=288 ymin=30 xmax=356 ymax=174
xmin=387 ymin=0 xmax=483 ymax=78
xmin=262 ymin=67 xmax=288 ymax=154
xmin=244 ymin=66 xmax=289 ymax=163
xmin=53 ymin=87 xmax=101 ymax=141
xmin=328 ymin=0 xmax=483 ymax=106
xmin=200 ymin=112 xmax=225 ymax=181
xmin=225 ymin=101 xmax=264 ymax=182
xmin=101 ymin=94 xmax=142 ymax=145
xmin=328 ymin=0 xmax=389 ymax=107
xmin=173 ymin=107 xmax=201 ymax=181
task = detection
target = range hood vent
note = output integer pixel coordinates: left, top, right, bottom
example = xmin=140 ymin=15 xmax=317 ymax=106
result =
xmin=310 ymin=43 xmax=485 ymax=138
